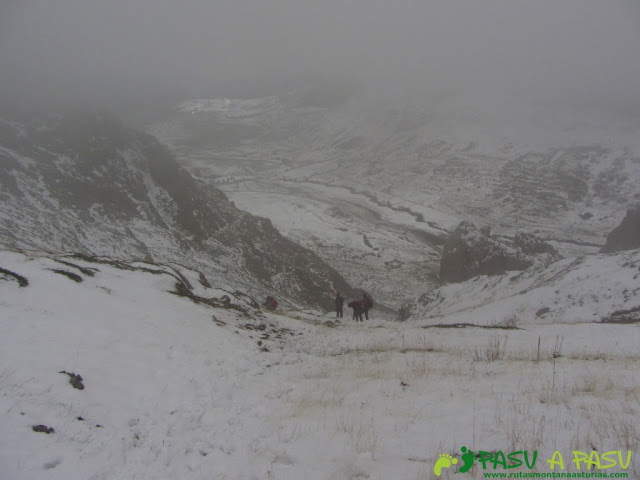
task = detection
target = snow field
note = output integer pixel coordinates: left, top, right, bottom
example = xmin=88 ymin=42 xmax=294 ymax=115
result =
xmin=1 ymin=251 xmax=639 ymax=479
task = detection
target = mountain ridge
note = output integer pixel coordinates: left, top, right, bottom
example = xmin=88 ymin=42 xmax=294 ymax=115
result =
xmin=0 ymin=111 xmax=358 ymax=311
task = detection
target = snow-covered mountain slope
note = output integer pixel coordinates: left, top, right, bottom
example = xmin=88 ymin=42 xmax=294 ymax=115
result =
xmin=408 ymin=248 xmax=640 ymax=326
xmin=148 ymin=87 xmax=640 ymax=307
xmin=0 ymin=112 xmax=358 ymax=310
xmin=2 ymin=250 xmax=639 ymax=479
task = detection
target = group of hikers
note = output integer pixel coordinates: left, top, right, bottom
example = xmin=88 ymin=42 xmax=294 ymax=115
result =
xmin=262 ymin=292 xmax=373 ymax=321
xmin=334 ymin=292 xmax=373 ymax=322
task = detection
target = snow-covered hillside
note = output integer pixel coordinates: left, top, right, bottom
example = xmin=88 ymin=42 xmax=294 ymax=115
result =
xmin=2 ymin=250 xmax=639 ymax=479
xmin=0 ymin=112 xmax=357 ymax=311
xmin=148 ymin=87 xmax=640 ymax=308
xmin=409 ymin=248 xmax=640 ymax=326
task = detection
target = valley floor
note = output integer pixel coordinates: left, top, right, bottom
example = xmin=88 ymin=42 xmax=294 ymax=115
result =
xmin=219 ymin=177 xmax=447 ymax=310
xmin=1 ymin=251 xmax=638 ymax=479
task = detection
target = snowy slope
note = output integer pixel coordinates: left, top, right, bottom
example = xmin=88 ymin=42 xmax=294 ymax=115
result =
xmin=409 ymin=249 xmax=640 ymax=326
xmin=0 ymin=112 xmax=357 ymax=311
xmin=2 ymin=250 xmax=639 ymax=479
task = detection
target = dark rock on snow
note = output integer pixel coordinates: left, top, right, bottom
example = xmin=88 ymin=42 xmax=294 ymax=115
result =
xmin=440 ymin=221 xmax=559 ymax=283
xmin=59 ymin=370 xmax=85 ymax=390
xmin=600 ymin=206 xmax=640 ymax=253
xmin=32 ymin=425 xmax=55 ymax=434
xmin=513 ymin=232 xmax=558 ymax=256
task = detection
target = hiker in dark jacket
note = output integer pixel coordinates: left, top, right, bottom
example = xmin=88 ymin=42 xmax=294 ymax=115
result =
xmin=348 ymin=299 xmax=364 ymax=322
xmin=362 ymin=293 xmax=373 ymax=320
xmin=263 ymin=295 xmax=278 ymax=311
xmin=335 ymin=292 xmax=345 ymax=318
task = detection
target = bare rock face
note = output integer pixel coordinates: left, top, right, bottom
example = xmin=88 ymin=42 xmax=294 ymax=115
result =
xmin=600 ymin=206 xmax=640 ymax=253
xmin=439 ymin=223 xmax=560 ymax=283
xmin=440 ymin=222 xmax=532 ymax=283
xmin=513 ymin=232 xmax=559 ymax=256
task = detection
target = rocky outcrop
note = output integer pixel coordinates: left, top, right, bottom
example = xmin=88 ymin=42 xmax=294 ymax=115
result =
xmin=440 ymin=222 xmax=531 ymax=283
xmin=513 ymin=232 xmax=559 ymax=256
xmin=600 ymin=206 xmax=640 ymax=253
xmin=440 ymin=222 xmax=559 ymax=283
xmin=0 ymin=112 xmax=356 ymax=310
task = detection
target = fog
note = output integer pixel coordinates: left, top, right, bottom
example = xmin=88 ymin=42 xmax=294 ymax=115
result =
xmin=1 ymin=0 xmax=639 ymax=121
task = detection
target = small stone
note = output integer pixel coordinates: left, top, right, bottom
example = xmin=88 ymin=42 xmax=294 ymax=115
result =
xmin=32 ymin=425 xmax=54 ymax=434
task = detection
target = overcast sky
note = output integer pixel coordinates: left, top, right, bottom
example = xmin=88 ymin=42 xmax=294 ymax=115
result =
xmin=1 ymin=0 xmax=639 ymax=117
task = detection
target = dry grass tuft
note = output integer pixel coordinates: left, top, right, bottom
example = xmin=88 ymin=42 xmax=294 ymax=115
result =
xmin=473 ymin=335 xmax=508 ymax=362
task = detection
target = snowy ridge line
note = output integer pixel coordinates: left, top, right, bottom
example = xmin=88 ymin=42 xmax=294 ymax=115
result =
xmin=176 ymin=96 xmax=280 ymax=116
xmin=0 ymin=249 xmax=261 ymax=312
xmin=537 ymin=237 xmax=603 ymax=249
